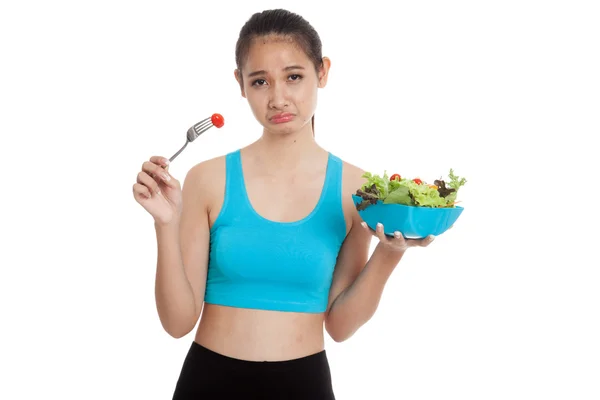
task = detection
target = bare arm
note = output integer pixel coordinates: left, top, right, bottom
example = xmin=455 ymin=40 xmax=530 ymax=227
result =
xmin=324 ymin=164 xmax=431 ymax=342
xmin=154 ymin=163 xmax=210 ymax=338
xmin=325 ymin=221 xmax=403 ymax=342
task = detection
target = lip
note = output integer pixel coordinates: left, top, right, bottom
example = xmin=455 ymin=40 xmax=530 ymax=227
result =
xmin=269 ymin=113 xmax=295 ymax=124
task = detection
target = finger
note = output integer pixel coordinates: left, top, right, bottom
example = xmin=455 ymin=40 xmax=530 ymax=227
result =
xmin=419 ymin=235 xmax=436 ymax=247
xmin=392 ymin=230 xmax=404 ymax=241
xmin=137 ymin=171 xmax=161 ymax=195
xmin=360 ymin=221 xmax=375 ymax=234
xmin=132 ymin=183 xmax=151 ymax=199
xmin=142 ymin=161 xmax=174 ymax=187
xmin=149 ymin=156 xmax=170 ymax=169
xmin=375 ymin=223 xmax=388 ymax=242
xmin=159 ymin=169 xmax=180 ymax=189
xmin=142 ymin=161 xmax=165 ymax=178
xmin=152 ymin=156 xmax=170 ymax=172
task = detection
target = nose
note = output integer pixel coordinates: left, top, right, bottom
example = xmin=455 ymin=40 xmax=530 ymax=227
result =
xmin=268 ymin=81 xmax=289 ymax=110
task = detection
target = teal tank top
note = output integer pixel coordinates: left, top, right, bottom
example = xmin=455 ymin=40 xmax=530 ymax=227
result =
xmin=205 ymin=149 xmax=347 ymax=313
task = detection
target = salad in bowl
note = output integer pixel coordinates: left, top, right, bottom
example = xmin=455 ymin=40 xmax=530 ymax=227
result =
xmin=352 ymin=169 xmax=467 ymax=238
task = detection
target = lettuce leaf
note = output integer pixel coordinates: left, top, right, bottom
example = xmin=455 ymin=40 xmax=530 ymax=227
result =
xmin=384 ymin=186 xmax=414 ymax=205
xmin=355 ymin=169 xmax=466 ymax=209
xmin=448 ymin=168 xmax=467 ymax=190
xmin=410 ymin=184 xmax=448 ymax=207
xmin=360 ymin=171 xmax=390 ymax=199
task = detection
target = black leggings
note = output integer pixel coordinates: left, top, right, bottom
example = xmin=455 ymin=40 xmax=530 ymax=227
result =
xmin=172 ymin=341 xmax=336 ymax=400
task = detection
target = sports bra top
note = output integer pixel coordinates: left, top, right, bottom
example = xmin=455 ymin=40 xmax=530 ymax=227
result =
xmin=204 ymin=149 xmax=348 ymax=313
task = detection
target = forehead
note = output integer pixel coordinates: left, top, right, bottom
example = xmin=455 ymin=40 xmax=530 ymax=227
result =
xmin=242 ymin=35 xmax=312 ymax=74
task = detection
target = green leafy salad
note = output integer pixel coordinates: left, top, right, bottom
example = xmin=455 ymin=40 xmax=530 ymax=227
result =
xmin=355 ymin=169 xmax=467 ymax=211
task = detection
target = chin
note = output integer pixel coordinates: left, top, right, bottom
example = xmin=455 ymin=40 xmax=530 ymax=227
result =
xmin=264 ymin=121 xmax=300 ymax=135
xmin=271 ymin=118 xmax=311 ymax=135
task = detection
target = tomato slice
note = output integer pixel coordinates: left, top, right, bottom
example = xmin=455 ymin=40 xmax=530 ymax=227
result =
xmin=390 ymin=173 xmax=401 ymax=181
xmin=412 ymin=178 xmax=423 ymax=184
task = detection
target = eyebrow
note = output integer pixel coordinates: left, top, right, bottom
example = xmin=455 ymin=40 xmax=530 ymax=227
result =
xmin=247 ymin=65 xmax=305 ymax=78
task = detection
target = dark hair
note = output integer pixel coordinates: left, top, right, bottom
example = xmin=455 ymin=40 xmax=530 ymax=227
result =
xmin=235 ymin=9 xmax=323 ymax=135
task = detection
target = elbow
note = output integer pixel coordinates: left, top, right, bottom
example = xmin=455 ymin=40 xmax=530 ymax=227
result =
xmin=327 ymin=327 xmax=351 ymax=343
xmin=325 ymin=317 xmax=352 ymax=343
xmin=159 ymin=304 xmax=202 ymax=339
xmin=325 ymin=310 xmax=372 ymax=343
xmin=330 ymin=333 xmax=348 ymax=343
xmin=165 ymin=323 xmax=194 ymax=339
xmin=168 ymin=330 xmax=189 ymax=339
xmin=160 ymin=316 xmax=197 ymax=339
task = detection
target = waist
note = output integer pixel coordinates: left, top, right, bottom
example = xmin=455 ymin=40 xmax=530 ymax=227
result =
xmin=195 ymin=303 xmax=326 ymax=361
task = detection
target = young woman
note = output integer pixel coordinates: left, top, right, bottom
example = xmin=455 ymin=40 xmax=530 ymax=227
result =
xmin=132 ymin=8 xmax=434 ymax=400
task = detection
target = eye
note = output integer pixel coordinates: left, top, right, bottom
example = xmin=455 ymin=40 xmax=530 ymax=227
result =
xmin=289 ymin=74 xmax=303 ymax=81
xmin=251 ymin=79 xmax=267 ymax=86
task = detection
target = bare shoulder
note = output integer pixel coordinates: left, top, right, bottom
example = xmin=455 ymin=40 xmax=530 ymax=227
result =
xmin=337 ymin=157 xmax=368 ymax=232
xmin=182 ymin=153 xmax=228 ymax=225
xmin=184 ymin=154 xmax=226 ymax=190
xmin=340 ymin=158 xmax=367 ymax=195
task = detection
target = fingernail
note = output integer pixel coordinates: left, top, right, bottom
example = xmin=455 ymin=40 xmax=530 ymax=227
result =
xmin=377 ymin=223 xmax=383 ymax=229
xmin=394 ymin=231 xmax=401 ymax=238
xmin=361 ymin=222 xmax=367 ymax=228
xmin=162 ymin=173 xmax=171 ymax=181
xmin=164 ymin=159 xmax=170 ymax=165
xmin=429 ymin=235 xmax=436 ymax=241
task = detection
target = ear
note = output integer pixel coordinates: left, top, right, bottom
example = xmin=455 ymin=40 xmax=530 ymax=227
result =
xmin=317 ymin=57 xmax=331 ymax=88
xmin=234 ymin=69 xmax=246 ymax=98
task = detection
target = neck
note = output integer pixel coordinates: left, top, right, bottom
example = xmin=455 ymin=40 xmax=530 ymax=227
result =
xmin=253 ymin=123 xmax=320 ymax=170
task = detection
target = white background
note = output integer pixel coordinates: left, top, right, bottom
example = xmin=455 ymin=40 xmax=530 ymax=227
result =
xmin=1 ymin=0 xmax=599 ymax=399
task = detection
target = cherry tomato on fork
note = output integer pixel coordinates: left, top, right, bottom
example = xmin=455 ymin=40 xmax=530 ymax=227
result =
xmin=390 ymin=174 xmax=401 ymax=181
xmin=211 ymin=113 xmax=225 ymax=128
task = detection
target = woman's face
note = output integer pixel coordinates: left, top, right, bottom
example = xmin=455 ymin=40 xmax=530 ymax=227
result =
xmin=236 ymin=36 xmax=330 ymax=135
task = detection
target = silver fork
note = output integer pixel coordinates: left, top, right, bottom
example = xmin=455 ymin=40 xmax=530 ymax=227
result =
xmin=167 ymin=113 xmax=224 ymax=163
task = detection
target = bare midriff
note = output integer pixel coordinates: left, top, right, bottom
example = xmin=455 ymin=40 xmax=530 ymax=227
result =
xmin=194 ymin=303 xmax=326 ymax=361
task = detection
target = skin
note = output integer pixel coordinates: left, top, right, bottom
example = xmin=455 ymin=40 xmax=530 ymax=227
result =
xmin=133 ymin=34 xmax=434 ymax=362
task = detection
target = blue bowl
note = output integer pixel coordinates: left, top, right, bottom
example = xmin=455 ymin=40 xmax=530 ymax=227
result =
xmin=352 ymin=194 xmax=464 ymax=239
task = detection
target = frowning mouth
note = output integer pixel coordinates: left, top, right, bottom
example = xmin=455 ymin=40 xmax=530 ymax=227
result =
xmin=269 ymin=113 xmax=295 ymax=124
